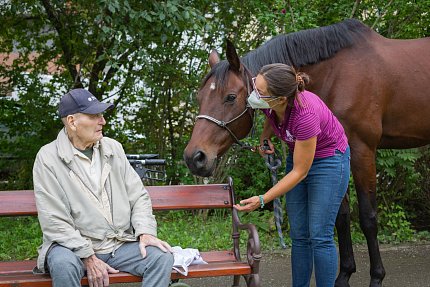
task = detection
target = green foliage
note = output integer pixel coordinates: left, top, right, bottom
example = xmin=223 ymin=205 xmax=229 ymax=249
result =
xmin=239 ymin=209 xmax=292 ymax=250
xmin=376 ymin=149 xmax=422 ymax=238
xmin=0 ymin=217 xmax=42 ymax=260
xmin=0 ymin=210 xmax=283 ymax=260
xmin=1 ymin=209 xmax=428 ymax=262
xmin=157 ymin=211 xmax=233 ymax=251
xmin=377 ymin=203 xmax=414 ymax=243
xmin=410 ymin=147 xmax=430 ymax=230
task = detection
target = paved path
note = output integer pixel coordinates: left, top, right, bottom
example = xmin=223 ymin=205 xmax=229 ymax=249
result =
xmin=114 ymin=243 xmax=430 ymax=287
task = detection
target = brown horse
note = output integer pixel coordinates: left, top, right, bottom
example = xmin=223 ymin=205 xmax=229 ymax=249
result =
xmin=184 ymin=19 xmax=430 ymax=287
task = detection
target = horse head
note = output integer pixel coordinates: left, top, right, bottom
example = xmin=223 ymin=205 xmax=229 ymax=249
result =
xmin=183 ymin=41 xmax=254 ymax=177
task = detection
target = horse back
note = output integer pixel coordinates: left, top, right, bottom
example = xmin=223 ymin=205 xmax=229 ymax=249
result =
xmin=306 ymin=34 xmax=430 ymax=149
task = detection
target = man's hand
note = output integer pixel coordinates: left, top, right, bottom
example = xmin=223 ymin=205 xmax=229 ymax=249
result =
xmin=139 ymin=234 xmax=173 ymax=258
xmin=83 ymin=255 xmax=119 ymax=287
xmin=233 ymin=196 xmax=260 ymax=212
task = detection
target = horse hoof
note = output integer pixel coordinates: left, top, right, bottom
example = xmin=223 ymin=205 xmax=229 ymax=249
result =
xmin=335 ymin=274 xmax=351 ymax=287
xmin=369 ymin=278 xmax=383 ymax=287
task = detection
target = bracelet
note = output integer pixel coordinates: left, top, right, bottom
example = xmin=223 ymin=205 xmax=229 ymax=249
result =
xmin=258 ymin=195 xmax=265 ymax=209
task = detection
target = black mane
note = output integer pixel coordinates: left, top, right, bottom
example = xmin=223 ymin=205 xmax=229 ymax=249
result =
xmin=202 ymin=19 xmax=371 ymax=87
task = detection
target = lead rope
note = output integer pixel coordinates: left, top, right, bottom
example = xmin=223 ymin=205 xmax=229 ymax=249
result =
xmin=262 ymin=140 xmax=287 ymax=249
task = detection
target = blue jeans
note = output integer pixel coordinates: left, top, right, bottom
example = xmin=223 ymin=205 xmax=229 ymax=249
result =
xmin=285 ymin=146 xmax=350 ymax=287
xmin=47 ymin=242 xmax=173 ymax=287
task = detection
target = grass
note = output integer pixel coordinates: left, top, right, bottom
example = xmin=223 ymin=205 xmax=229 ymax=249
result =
xmin=0 ymin=217 xmax=42 ymax=260
xmin=1 ymin=210 xmax=429 ymax=261
xmin=0 ymin=210 xmax=281 ymax=261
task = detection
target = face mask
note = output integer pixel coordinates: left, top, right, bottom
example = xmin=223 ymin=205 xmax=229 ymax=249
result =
xmin=247 ymin=91 xmax=270 ymax=109
xmin=247 ymin=91 xmax=280 ymax=109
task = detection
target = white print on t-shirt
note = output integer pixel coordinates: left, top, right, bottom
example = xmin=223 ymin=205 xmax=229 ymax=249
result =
xmin=285 ymin=129 xmax=295 ymax=142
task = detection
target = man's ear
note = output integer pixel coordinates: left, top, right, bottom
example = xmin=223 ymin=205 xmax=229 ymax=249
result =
xmin=66 ymin=115 xmax=77 ymax=131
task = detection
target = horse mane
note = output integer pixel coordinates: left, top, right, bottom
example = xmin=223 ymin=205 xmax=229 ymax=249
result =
xmin=243 ymin=18 xmax=370 ymax=74
xmin=202 ymin=19 xmax=371 ymax=87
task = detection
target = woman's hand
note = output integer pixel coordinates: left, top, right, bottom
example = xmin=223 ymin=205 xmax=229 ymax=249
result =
xmin=233 ymin=196 xmax=260 ymax=212
xmin=259 ymin=118 xmax=274 ymax=156
xmin=258 ymin=138 xmax=275 ymax=157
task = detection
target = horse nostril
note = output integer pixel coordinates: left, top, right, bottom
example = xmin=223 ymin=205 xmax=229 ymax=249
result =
xmin=193 ymin=151 xmax=207 ymax=169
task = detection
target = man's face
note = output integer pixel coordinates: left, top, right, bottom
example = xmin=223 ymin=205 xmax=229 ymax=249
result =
xmin=68 ymin=113 xmax=106 ymax=149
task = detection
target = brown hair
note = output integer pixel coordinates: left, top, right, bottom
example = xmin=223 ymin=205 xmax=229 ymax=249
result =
xmin=259 ymin=63 xmax=310 ymax=101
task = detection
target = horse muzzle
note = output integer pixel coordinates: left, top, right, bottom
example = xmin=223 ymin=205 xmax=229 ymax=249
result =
xmin=183 ymin=149 xmax=217 ymax=177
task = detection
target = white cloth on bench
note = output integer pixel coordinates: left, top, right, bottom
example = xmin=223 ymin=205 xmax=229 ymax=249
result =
xmin=171 ymin=246 xmax=207 ymax=276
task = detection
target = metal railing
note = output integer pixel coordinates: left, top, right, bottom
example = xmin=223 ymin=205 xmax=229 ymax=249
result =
xmin=126 ymin=154 xmax=166 ymax=182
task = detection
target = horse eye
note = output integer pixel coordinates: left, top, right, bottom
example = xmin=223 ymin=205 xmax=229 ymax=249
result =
xmin=225 ymin=94 xmax=237 ymax=102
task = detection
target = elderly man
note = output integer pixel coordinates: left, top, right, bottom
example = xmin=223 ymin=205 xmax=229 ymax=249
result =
xmin=33 ymin=88 xmax=173 ymax=287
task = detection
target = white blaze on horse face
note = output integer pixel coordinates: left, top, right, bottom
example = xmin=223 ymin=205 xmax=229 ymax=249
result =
xmin=210 ymin=82 xmax=216 ymax=90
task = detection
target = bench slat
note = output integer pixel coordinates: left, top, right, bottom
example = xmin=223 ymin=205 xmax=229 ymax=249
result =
xmin=0 ymin=251 xmax=238 ymax=275
xmin=0 ymin=191 xmax=36 ymax=217
xmin=0 ymin=262 xmax=251 ymax=287
xmin=148 ymin=185 xmax=233 ymax=210
xmin=0 ymin=251 xmax=250 ymax=287
xmin=0 ymin=184 xmax=233 ymax=217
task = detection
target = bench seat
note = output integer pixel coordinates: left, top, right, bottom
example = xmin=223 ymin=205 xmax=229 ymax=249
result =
xmin=0 ymin=178 xmax=261 ymax=287
xmin=0 ymin=251 xmax=251 ymax=287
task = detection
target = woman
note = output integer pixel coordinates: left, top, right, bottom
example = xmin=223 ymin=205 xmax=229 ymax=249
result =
xmin=234 ymin=63 xmax=350 ymax=287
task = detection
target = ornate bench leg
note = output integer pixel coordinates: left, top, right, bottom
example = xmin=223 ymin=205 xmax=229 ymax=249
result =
xmin=243 ymin=274 xmax=260 ymax=287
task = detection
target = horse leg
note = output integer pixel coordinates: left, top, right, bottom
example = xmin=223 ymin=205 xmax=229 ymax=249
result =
xmin=335 ymin=190 xmax=356 ymax=287
xmin=351 ymin=146 xmax=385 ymax=287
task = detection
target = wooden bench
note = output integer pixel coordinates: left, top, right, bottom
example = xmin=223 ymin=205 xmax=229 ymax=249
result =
xmin=0 ymin=177 xmax=261 ymax=287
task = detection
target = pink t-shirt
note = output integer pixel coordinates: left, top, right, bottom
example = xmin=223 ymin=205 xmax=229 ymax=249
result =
xmin=262 ymin=90 xmax=348 ymax=158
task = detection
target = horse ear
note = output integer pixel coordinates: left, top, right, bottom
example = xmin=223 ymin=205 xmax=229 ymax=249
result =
xmin=209 ymin=49 xmax=220 ymax=68
xmin=226 ymin=39 xmax=241 ymax=72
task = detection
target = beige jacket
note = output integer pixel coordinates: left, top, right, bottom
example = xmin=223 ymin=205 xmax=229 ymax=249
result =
xmin=33 ymin=128 xmax=157 ymax=273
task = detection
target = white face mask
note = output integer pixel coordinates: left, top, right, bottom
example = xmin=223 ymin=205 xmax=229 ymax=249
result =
xmin=247 ymin=91 xmax=270 ymax=109
xmin=247 ymin=91 xmax=278 ymax=109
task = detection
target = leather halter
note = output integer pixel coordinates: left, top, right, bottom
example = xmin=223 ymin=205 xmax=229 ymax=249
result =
xmin=195 ymin=68 xmax=255 ymax=149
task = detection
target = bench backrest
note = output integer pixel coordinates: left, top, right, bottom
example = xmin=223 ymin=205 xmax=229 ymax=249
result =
xmin=0 ymin=183 xmax=234 ymax=217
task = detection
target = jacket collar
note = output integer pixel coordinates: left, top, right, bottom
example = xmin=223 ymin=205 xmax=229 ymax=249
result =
xmin=56 ymin=128 xmax=114 ymax=164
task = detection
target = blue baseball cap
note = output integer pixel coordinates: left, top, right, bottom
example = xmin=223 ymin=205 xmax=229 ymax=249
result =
xmin=58 ymin=89 xmax=114 ymax=118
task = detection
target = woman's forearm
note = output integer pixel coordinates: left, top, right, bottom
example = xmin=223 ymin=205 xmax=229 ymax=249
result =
xmin=262 ymin=169 xmax=306 ymax=203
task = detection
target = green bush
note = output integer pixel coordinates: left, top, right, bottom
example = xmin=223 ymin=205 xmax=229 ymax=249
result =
xmin=377 ymin=203 xmax=415 ymax=243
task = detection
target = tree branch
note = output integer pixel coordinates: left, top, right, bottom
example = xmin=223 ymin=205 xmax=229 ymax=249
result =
xmin=371 ymin=0 xmax=394 ymax=29
xmin=40 ymin=0 xmax=81 ymax=88
xmin=88 ymin=44 xmax=109 ymax=97
xmin=350 ymin=0 xmax=361 ymax=19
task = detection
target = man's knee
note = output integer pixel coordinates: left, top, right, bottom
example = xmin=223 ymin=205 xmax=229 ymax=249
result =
xmin=47 ymin=245 xmax=84 ymax=277
xmin=147 ymin=246 xmax=174 ymax=271
xmin=152 ymin=247 xmax=174 ymax=269
xmin=159 ymin=250 xmax=174 ymax=269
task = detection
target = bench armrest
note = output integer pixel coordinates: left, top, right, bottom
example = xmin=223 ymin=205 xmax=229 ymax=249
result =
xmin=232 ymin=208 xmax=262 ymax=274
